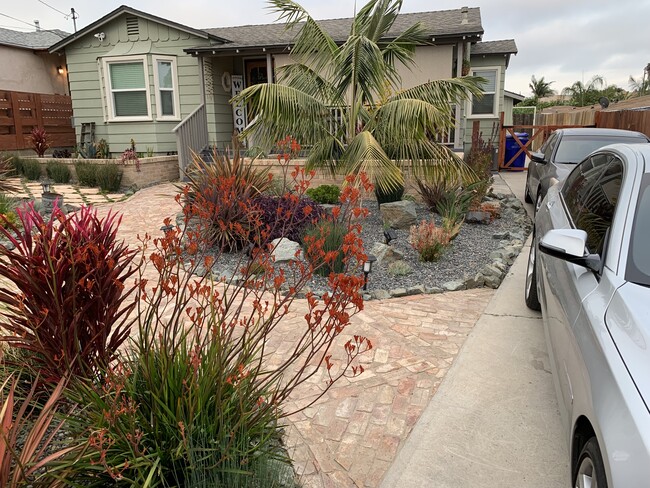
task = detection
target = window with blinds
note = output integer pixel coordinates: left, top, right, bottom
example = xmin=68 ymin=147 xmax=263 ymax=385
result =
xmin=470 ymin=68 xmax=498 ymax=117
xmin=152 ymin=55 xmax=179 ymax=120
xmin=103 ymin=56 xmax=151 ymax=120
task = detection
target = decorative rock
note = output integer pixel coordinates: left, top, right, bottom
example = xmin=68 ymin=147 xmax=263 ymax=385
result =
xmin=371 ymin=242 xmax=405 ymax=266
xmin=389 ymin=288 xmax=408 ymax=297
xmin=362 ymin=293 xmax=372 ymax=301
xmin=464 ymin=274 xmax=484 ymax=289
xmin=371 ymin=289 xmax=392 ymax=300
xmin=441 ymin=280 xmax=466 ymax=292
xmin=406 ymin=285 xmax=426 ymax=295
xmin=465 ymin=211 xmax=492 ymax=225
xmin=380 ymin=201 xmax=417 ymax=229
xmin=492 ymin=231 xmax=511 ymax=240
xmin=425 ymin=286 xmax=444 ymax=294
xmin=271 ymin=238 xmax=303 ymax=263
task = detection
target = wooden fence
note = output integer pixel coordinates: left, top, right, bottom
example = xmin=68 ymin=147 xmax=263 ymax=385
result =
xmin=595 ymin=110 xmax=650 ymax=138
xmin=0 ymin=90 xmax=75 ymax=151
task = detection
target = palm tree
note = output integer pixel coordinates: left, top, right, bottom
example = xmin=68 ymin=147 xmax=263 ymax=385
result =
xmin=561 ymin=75 xmax=605 ymax=107
xmin=629 ymin=75 xmax=649 ymax=96
xmin=232 ymin=0 xmax=483 ymax=192
xmin=529 ymin=75 xmax=555 ymax=99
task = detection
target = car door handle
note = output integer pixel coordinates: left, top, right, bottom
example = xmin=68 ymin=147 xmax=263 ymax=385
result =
xmin=547 ymin=200 xmax=555 ymax=209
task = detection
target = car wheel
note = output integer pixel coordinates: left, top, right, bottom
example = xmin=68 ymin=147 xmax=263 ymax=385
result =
xmin=574 ymin=437 xmax=608 ymax=488
xmin=534 ymin=190 xmax=544 ymax=215
xmin=525 ymin=232 xmax=541 ymax=311
xmin=524 ymin=174 xmax=533 ymax=203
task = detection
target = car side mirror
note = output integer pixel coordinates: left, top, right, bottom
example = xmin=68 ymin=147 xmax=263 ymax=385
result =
xmin=539 ymin=229 xmax=601 ymax=273
xmin=531 ymin=151 xmax=547 ymax=164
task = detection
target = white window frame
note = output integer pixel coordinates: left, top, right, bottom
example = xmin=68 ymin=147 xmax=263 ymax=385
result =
xmin=152 ymin=55 xmax=181 ymax=121
xmin=468 ymin=66 xmax=500 ymax=118
xmin=102 ymin=55 xmax=152 ymax=122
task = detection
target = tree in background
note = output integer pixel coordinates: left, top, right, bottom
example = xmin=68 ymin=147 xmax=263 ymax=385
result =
xmin=561 ymin=75 xmax=625 ymax=106
xmin=529 ymin=75 xmax=555 ymax=99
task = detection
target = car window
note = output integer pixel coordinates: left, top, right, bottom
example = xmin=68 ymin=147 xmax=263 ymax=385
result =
xmin=562 ymin=154 xmax=624 ymax=255
xmin=554 ymin=135 xmax=648 ymax=164
xmin=542 ymin=133 xmax=558 ymax=160
xmin=627 ymin=173 xmax=650 ymax=287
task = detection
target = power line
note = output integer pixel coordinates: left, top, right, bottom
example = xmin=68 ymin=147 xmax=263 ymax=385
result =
xmin=37 ymin=0 xmax=70 ymax=19
xmin=0 ymin=12 xmax=67 ymax=37
xmin=0 ymin=12 xmax=38 ymax=28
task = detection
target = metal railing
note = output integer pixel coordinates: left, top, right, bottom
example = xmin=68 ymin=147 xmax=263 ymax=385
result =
xmin=173 ymin=104 xmax=208 ymax=176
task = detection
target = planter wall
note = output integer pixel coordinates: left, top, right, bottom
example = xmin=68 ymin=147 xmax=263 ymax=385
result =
xmin=23 ymin=156 xmax=180 ymax=188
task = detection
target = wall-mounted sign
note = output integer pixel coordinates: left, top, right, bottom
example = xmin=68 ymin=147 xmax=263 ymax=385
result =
xmin=231 ymin=75 xmax=246 ymax=133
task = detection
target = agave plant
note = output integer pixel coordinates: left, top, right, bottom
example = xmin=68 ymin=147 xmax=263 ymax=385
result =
xmin=233 ymin=0 xmax=484 ymax=192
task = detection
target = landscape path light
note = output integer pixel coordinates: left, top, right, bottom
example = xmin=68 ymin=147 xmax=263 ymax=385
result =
xmin=363 ymin=254 xmax=377 ymax=291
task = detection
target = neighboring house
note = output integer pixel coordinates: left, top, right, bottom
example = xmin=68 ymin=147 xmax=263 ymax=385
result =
xmin=0 ymin=26 xmax=69 ymax=95
xmin=49 ymin=5 xmax=517 ymax=164
xmin=467 ymin=40 xmax=518 ymax=144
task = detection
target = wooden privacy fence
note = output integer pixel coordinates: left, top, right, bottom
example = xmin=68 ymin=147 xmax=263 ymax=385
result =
xmin=595 ymin=110 xmax=650 ymax=138
xmin=0 ymin=90 xmax=75 ymax=151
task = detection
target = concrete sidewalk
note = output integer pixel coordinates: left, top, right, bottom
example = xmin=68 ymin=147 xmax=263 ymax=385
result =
xmin=380 ymin=171 xmax=570 ymax=487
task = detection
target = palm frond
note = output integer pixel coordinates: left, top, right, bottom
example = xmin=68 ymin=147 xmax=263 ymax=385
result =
xmin=392 ymin=77 xmax=485 ymax=106
xmin=371 ymin=98 xmax=455 ymax=143
xmin=339 ymin=131 xmax=403 ymax=192
xmin=269 ymin=1 xmax=338 ymax=75
xmin=381 ymin=22 xmax=428 ymax=72
xmin=232 ymin=83 xmax=329 ymax=149
xmin=276 ymin=63 xmax=342 ymax=104
xmin=334 ymin=35 xmax=387 ymax=104
xmin=355 ymin=0 xmax=402 ymax=42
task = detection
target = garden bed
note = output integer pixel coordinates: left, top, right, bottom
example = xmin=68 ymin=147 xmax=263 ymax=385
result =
xmin=188 ymin=190 xmax=533 ymax=300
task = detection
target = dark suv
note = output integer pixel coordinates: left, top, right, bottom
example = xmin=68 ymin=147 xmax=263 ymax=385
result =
xmin=525 ymin=128 xmax=650 ymax=212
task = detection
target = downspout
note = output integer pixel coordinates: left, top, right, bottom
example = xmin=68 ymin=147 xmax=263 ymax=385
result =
xmin=454 ymin=40 xmax=464 ymax=151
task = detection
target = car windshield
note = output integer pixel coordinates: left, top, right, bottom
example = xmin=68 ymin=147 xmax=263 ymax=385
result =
xmin=555 ymin=135 xmax=648 ymax=164
xmin=627 ymin=173 xmax=650 ymax=287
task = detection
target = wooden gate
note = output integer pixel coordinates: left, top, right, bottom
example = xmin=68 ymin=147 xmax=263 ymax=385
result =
xmin=497 ymin=113 xmax=586 ymax=170
xmin=0 ymin=90 xmax=75 ymax=151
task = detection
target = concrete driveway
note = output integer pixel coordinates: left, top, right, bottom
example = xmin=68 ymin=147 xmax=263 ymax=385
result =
xmin=380 ymin=171 xmax=570 ymax=487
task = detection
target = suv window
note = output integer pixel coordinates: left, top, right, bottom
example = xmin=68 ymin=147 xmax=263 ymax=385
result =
xmin=542 ymin=133 xmax=558 ymax=161
xmin=554 ymin=135 xmax=648 ymax=164
xmin=562 ymin=153 xmax=623 ymax=254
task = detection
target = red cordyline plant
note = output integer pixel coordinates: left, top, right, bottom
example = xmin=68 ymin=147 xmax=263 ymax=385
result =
xmin=67 ymin=169 xmax=375 ymax=486
xmin=0 ymin=374 xmax=77 ymax=488
xmin=0 ymin=205 xmax=138 ymax=384
xmin=30 ymin=127 xmax=50 ymax=158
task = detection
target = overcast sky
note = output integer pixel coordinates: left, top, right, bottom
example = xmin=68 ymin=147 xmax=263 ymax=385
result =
xmin=2 ymin=0 xmax=648 ymax=96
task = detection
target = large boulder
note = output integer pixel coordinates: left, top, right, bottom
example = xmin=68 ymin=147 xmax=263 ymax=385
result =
xmin=380 ymin=200 xmax=417 ymax=229
xmin=271 ymin=238 xmax=303 ymax=263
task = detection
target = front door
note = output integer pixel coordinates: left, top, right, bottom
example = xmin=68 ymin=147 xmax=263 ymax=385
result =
xmin=245 ymin=59 xmax=268 ymax=87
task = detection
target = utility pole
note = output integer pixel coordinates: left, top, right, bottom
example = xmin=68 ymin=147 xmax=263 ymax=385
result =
xmin=70 ymin=7 xmax=77 ymax=32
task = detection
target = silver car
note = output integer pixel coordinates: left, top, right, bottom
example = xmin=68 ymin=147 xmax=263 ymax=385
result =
xmin=525 ymin=128 xmax=650 ymax=213
xmin=525 ymin=143 xmax=650 ymax=487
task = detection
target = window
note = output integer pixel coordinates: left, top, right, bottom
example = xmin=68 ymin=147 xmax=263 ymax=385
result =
xmin=103 ymin=55 xmax=151 ymax=121
xmin=469 ymin=68 xmax=498 ymax=117
xmin=153 ymin=56 xmax=180 ymax=120
xmin=562 ymin=153 xmax=624 ymax=254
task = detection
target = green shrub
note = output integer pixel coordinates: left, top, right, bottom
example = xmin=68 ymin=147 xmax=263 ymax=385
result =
xmin=74 ymin=161 xmax=97 ymax=186
xmin=303 ymin=220 xmax=346 ymax=276
xmin=46 ymin=160 xmax=72 ymax=183
xmin=95 ymin=164 xmax=123 ymax=192
xmin=21 ymin=159 xmax=42 ymax=181
xmin=306 ymin=184 xmax=341 ymax=204
xmin=3 ymin=153 xmax=24 ymax=176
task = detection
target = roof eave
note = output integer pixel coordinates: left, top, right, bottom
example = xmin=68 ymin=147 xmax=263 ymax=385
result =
xmin=49 ymin=4 xmax=227 ymax=53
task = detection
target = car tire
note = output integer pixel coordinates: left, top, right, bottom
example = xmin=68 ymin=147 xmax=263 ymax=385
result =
xmin=574 ymin=437 xmax=608 ymax=488
xmin=524 ymin=174 xmax=533 ymax=204
xmin=525 ymin=232 xmax=541 ymax=311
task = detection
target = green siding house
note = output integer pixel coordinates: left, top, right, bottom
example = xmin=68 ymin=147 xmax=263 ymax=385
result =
xmin=50 ymin=5 xmax=517 ymax=170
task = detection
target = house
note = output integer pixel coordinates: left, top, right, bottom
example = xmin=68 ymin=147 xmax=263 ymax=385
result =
xmin=0 ymin=26 xmax=75 ymax=152
xmin=0 ymin=26 xmax=69 ymax=95
xmin=49 ymin=5 xmax=517 ymax=167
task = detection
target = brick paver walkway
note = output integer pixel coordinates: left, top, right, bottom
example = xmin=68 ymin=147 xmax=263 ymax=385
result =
xmin=52 ymin=183 xmax=494 ymax=487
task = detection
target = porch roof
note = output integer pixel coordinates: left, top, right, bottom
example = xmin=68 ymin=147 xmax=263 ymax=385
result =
xmin=188 ymin=7 xmax=484 ymax=55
